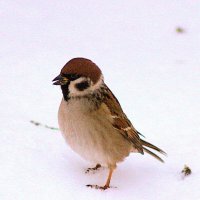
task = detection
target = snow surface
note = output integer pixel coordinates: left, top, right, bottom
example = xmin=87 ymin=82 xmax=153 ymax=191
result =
xmin=1 ymin=1 xmax=200 ymax=199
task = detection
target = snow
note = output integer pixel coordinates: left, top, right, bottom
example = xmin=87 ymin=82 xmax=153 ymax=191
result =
xmin=1 ymin=0 xmax=200 ymax=199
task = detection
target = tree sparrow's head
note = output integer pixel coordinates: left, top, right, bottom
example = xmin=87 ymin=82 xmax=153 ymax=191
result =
xmin=53 ymin=58 xmax=104 ymax=100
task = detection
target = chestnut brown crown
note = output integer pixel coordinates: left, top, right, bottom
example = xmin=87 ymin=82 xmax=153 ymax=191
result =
xmin=61 ymin=58 xmax=102 ymax=84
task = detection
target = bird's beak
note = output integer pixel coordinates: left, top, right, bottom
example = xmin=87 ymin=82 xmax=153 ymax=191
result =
xmin=52 ymin=74 xmax=68 ymax=85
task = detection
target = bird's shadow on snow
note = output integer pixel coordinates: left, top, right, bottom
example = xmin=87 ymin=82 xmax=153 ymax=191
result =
xmin=53 ymin=150 xmax=168 ymax=195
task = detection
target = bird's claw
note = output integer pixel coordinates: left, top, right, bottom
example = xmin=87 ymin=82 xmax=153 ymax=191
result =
xmin=85 ymin=164 xmax=101 ymax=174
xmin=86 ymin=184 xmax=110 ymax=190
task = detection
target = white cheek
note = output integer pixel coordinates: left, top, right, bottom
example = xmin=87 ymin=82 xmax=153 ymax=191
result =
xmin=68 ymin=75 xmax=104 ymax=97
xmin=68 ymin=77 xmax=90 ymax=97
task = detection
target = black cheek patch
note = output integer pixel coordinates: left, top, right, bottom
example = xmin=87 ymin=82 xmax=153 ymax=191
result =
xmin=75 ymin=81 xmax=90 ymax=91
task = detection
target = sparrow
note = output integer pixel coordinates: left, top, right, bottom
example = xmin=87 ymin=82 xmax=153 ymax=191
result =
xmin=52 ymin=58 xmax=166 ymax=190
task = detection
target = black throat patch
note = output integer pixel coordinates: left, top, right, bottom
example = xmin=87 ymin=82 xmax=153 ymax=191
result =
xmin=61 ymin=82 xmax=70 ymax=101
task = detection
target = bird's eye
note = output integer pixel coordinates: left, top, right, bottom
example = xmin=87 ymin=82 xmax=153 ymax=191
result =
xmin=70 ymin=74 xmax=78 ymax=80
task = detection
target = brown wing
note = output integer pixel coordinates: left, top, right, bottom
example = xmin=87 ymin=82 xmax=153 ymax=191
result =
xmin=102 ymin=84 xmax=144 ymax=154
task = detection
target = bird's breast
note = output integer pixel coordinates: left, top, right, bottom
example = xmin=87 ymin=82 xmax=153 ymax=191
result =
xmin=58 ymin=98 xmax=132 ymax=166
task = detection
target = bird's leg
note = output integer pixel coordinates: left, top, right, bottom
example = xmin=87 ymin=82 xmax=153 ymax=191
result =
xmin=85 ymin=163 xmax=101 ymax=174
xmin=86 ymin=166 xmax=115 ymax=190
xmin=100 ymin=167 xmax=114 ymax=190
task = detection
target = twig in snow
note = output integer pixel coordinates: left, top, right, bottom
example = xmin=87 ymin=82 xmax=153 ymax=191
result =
xmin=30 ymin=120 xmax=59 ymax=131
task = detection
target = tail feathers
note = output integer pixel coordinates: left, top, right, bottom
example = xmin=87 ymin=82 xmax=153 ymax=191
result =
xmin=143 ymin=147 xmax=165 ymax=163
xmin=141 ymin=139 xmax=167 ymax=163
xmin=141 ymin=139 xmax=167 ymax=155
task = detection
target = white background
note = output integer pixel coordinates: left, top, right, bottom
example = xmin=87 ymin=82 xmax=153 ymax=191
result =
xmin=0 ymin=1 xmax=200 ymax=199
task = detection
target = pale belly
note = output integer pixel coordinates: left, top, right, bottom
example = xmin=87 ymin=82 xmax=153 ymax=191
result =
xmin=58 ymin=99 xmax=132 ymax=167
